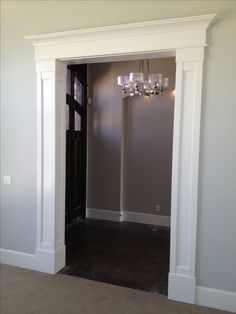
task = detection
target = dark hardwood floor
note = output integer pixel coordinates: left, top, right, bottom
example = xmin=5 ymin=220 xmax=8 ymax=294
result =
xmin=61 ymin=218 xmax=170 ymax=295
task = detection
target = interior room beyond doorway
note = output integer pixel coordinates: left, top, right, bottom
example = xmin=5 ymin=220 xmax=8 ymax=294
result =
xmin=62 ymin=57 xmax=176 ymax=295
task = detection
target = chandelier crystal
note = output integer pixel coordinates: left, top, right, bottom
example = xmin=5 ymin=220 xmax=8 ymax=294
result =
xmin=117 ymin=60 xmax=169 ymax=97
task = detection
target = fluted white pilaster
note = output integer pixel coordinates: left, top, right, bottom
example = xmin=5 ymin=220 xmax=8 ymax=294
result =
xmin=35 ymin=59 xmax=67 ymax=274
xmin=168 ymin=47 xmax=204 ymax=303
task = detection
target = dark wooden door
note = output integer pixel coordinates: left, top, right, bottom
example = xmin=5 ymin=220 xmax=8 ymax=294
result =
xmin=65 ymin=65 xmax=87 ymax=225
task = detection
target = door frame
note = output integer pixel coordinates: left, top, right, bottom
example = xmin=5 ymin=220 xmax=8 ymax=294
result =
xmin=25 ymin=14 xmax=216 ymax=304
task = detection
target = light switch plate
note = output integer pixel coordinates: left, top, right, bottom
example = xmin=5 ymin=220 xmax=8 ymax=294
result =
xmin=3 ymin=175 xmax=12 ymax=185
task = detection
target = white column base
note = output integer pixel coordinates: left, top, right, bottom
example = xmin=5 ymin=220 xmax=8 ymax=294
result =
xmin=168 ymin=272 xmax=196 ymax=304
xmin=35 ymin=246 xmax=65 ymax=274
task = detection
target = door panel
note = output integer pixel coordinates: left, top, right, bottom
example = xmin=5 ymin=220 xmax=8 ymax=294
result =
xmin=74 ymin=76 xmax=83 ymax=105
xmin=75 ymin=112 xmax=81 ymax=131
xmin=73 ymin=134 xmax=82 ymax=208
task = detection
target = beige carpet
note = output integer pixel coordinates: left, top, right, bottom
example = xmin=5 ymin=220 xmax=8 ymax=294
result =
xmin=0 ymin=264 xmax=231 ymax=314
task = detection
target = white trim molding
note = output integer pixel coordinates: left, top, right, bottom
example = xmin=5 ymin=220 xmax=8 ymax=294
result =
xmin=86 ymin=208 xmax=170 ymax=227
xmin=86 ymin=208 xmax=121 ymax=222
xmin=23 ymin=14 xmax=216 ymax=307
xmin=196 ymin=286 xmax=236 ymax=313
xmin=35 ymin=59 xmax=67 ymax=274
xmin=25 ymin=14 xmax=215 ymax=62
xmin=168 ymin=47 xmax=205 ymax=304
xmin=122 ymin=211 xmax=170 ymax=227
xmin=168 ymin=273 xmax=196 ymax=304
xmin=0 ymin=247 xmax=65 ymax=274
xmin=0 ymin=249 xmax=36 ymax=271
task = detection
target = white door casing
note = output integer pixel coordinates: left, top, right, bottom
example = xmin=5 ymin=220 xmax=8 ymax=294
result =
xmin=25 ymin=14 xmax=216 ymax=304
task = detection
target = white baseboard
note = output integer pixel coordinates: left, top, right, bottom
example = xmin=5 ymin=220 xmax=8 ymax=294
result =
xmin=196 ymin=286 xmax=236 ymax=313
xmin=122 ymin=210 xmax=170 ymax=227
xmin=0 ymin=246 xmax=65 ymax=275
xmin=0 ymin=248 xmax=37 ymax=271
xmin=86 ymin=208 xmax=170 ymax=227
xmin=168 ymin=272 xmax=196 ymax=304
xmin=86 ymin=208 xmax=121 ymax=222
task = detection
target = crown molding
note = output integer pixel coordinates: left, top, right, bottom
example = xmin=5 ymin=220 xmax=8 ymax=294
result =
xmin=25 ymin=14 xmax=216 ymax=47
xmin=24 ymin=14 xmax=216 ymax=62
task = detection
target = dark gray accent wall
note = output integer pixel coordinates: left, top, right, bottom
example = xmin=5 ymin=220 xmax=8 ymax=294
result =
xmin=87 ymin=58 xmax=176 ymax=216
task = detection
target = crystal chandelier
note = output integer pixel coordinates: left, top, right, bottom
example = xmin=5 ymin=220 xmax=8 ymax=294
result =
xmin=117 ymin=60 xmax=169 ymax=97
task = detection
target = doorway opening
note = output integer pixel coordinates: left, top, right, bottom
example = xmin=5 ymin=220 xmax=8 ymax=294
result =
xmin=62 ymin=57 xmax=176 ymax=295
xmin=26 ymin=14 xmax=215 ymax=304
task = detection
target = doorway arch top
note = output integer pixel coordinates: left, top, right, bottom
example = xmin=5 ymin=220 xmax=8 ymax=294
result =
xmin=25 ymin=14 xmax=215 ymax=61
xmin=25 ymin=14 xmax=216 ymax=306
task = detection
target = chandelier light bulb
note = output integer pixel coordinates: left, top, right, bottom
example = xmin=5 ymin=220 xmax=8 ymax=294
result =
xmin=143 ymin=80 xmax=151 ymax=90
xmin=148 ymin=73 xmax=158 ymax=84
xmin=163 ymin=77 xmax=169 ymax=88
xmin=156 ymin=73 xmax=163 ymax=83
xmin=130 ymin=72 xmax=144 ymax=83
xmin=117 ymin=75 xmax=130 ymax=86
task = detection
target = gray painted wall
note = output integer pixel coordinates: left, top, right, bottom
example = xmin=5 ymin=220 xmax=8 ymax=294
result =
xmin=1 ymin=1 xmax=236 ymax=293
xmin=87 ymin=59 xmax=175 ymax=216
xmin=87 ymin=62 xmax=122 ymax=211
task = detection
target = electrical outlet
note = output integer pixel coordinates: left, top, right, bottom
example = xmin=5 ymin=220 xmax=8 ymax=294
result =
xmin=155 ymin=204 xmax=160 ymax=212
xmin=4 ymin=175 xmax=12 ymax=185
